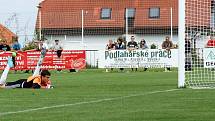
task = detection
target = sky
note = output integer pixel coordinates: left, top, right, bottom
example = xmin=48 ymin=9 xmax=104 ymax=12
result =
xmin=0 ymin=0 xmax=41 ymax=46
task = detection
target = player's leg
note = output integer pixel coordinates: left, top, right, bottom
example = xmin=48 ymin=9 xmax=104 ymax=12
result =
xmin=33 ymin=63 xmax=41 ymax=76
xmin=0 ymin=57 xmax=14 ymax=85
xmin=4 ymin=79 xmax=27 ymax=89
xmin=33 ymin=48 xmax=47 ymax=76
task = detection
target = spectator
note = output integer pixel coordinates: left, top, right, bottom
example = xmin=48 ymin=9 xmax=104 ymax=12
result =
xmin=115 ymin=37 xmax=126 ymax=49
xmin=105 ymin=39 xmax=115 ymax=72
xmin=115 ymin=37 xmax=126 ymax=71
xmin=127 ymin=35 xmax=138 ymax=71
xmin=127 ymin=35 xmax=138 ymax=51
xmin=106 ymin=39 xmax=115 ymax=50
xmin=0 ymin=40 xmax=11 ymax=51
xmin=162 ymin=36 xmax=173 ymax=72
xmin=206 ymin=35 xmax=215 ymax=48
xmin=51 ymin=40 xmax=63 ymax=58
xmin=139 ymin=39 xmax=148 ymax=49
xmin=52 ymin=40 xmax=64 ymax=72
xmin=0 ymin=39 xmax=3 ymax=49
xmin=185 ymin=35 xmax=192 ymax=71
xmin=12 ymin=39 xmax=21 ymax=51
xmin=139 ymin=39 xmax=148 ymax=71
xmin=206 ymin=35 xmax=215 ymax=71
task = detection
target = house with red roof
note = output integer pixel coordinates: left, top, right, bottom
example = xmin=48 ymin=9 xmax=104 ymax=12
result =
xmin=35 ymin=0 xmax=212 ymax=50
xmin=0 ymin=24 xmax=17 ymax=45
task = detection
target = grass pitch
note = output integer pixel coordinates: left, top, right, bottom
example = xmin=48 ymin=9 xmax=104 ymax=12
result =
xmin=0 ymin=69 xmax=215 ymax=121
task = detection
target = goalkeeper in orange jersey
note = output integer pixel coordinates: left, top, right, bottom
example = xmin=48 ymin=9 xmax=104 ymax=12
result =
xmin=0 ymin=72 xmax=52 ymax=89
xmin=0 ymin=58 xmax=52 ymax=89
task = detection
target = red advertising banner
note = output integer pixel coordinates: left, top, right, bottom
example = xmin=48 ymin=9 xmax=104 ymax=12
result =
xmin=0 ymin=50 xmax=86 ymax=70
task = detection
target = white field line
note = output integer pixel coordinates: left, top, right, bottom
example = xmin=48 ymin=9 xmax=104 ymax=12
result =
xmin=0 ymin=89 xmax=180 ymax=116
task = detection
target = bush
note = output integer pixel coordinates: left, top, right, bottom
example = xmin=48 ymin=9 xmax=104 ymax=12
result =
xmin=22 ymin=41 xmax=37 ymax=51
xmin=150 ymin=43 xmax=157 ymax=49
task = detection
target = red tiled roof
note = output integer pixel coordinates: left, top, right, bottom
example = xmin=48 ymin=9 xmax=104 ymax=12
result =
xmin=0 ymin=24 xmax=17 ymax=44
xmin=35 ymin=0 xmax=210 ymax=30
xmin=36 ymin=0 xmax=178 ymax=29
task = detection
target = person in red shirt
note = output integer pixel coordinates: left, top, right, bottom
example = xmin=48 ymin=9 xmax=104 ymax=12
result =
xmin=206 ymin=35 xmax=215 ymax=48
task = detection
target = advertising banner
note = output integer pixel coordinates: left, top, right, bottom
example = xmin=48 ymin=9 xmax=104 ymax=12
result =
xmin=203 ymin=48 xmax=215 ymax=68
xmin=98 ymin=49 xmax=178 ymax=68
xmin=0 ymin=50 xmax=86 ymax=70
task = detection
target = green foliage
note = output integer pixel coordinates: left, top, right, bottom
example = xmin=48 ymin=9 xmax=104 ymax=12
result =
xmin=150 ymin=43 xmax=157 ymax=49
xmin=22 ymin=41 xmax=37 ymax=51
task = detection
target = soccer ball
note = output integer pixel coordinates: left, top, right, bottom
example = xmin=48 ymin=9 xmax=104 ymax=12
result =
xmin=12 ymin=52 xmax=17 ymax=57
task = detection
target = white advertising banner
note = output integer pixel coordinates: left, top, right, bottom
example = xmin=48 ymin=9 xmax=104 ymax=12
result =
xmin=98 ymin=49 xmax=178 ymax=68
xmin=203 ymin=48 xmax=215 ymax=68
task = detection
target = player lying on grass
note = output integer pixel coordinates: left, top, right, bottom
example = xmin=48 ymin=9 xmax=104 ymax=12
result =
xmin=0 ymin=57 xmax=53 ymax=89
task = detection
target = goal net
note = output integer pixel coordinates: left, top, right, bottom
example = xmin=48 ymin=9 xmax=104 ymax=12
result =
xmin=180 ymin=0 xmax=215 ymax=88
xmin=36 ymin=0 xmax=178 ymax=69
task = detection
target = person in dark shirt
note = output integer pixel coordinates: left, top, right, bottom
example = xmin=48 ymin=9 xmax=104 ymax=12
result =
xmin=185 ymin=35 xmax=192 ymax=71
xmin=12 ymin=39 xmax=21 ymax=51
xmin=162 ymin=36 xmax=173 ymax=71
xmin=115 ymin=37 xmax=126 ymax=71
xmin=127 ymin=35 xmax=138 ymax=51
xmin=0 ymin=39 xmax=3 ymax=50
xmin=127 ymin=35 xmax=138 ymax=71
xmin=115 ymin=37 xmax=126 ymax=49
xmin=0 ymin=40 xmax=11 ymax=51
xmin=139 ymin=39 xmax=149 ymax=71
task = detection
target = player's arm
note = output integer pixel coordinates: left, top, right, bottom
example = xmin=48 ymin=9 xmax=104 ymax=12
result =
xmin=32 ymin=83 xmax=41 ymax=89
xmin=32 ymin=77 xmax=42 ymax=89
xmin=32 ymin=79 xmax=53 ymax=89
xmin=32 ymin=82 xmax=50 ymax=89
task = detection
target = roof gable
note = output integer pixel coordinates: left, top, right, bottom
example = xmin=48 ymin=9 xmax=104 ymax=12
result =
xmin=0 ymin=24 xmax=17 ymax=44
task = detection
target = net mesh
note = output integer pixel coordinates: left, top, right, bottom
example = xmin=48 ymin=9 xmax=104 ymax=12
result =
xmin=185 ymin=0 xmax=215 ymax=88
xmin=35 ymin=0 xmax=179 ymax=67
xmin=37 ymin=1 xmax=177 ymax=50
xmin=33 ymin=0 xmax=179 ymax=67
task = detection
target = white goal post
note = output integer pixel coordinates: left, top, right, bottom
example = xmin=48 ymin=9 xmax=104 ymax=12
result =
xmin=178 ymin=0 xmax=186 ymax=88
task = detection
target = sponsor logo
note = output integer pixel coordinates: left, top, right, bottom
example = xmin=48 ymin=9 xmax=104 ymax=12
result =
xmin=207 ymin=51 xmax=215 ymax=60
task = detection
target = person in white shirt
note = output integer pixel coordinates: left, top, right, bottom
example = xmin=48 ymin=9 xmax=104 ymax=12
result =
xmin=51 ymin=40 xmax=63 ymax=58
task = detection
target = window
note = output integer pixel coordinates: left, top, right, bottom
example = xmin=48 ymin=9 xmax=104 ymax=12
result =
xmin=124 ymin=8 xmax=136 ymax=27
xmin=101 ymin=8 xmax=111 ymax=19
xmin=125 ymin=8 xmax=136 ymax=18
xmin=149 ymin=8 xmax=160 ymax=18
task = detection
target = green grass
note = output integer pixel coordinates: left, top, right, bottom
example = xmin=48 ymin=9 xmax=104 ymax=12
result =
xmin=0 ymin=69 xmax=215 ymax=121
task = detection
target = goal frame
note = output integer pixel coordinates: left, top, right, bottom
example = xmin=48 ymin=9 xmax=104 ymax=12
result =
xmin=178 ymin=0 xmax=186 ymax=88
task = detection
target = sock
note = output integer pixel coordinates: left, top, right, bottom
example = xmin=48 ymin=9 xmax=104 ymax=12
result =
xmin=0 ymin=64 xmax=10 ymax=84
xmin=32 ymin=49 xmax=46 ymax=77
xmin=33 ymin=64 xmax=41 ymax=77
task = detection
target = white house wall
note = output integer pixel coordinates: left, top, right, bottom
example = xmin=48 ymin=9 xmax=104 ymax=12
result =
xmin=44 ymin=34 xmax=179 ymax=67
xmin=45 ymin=34 xmax=179 ymax=50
